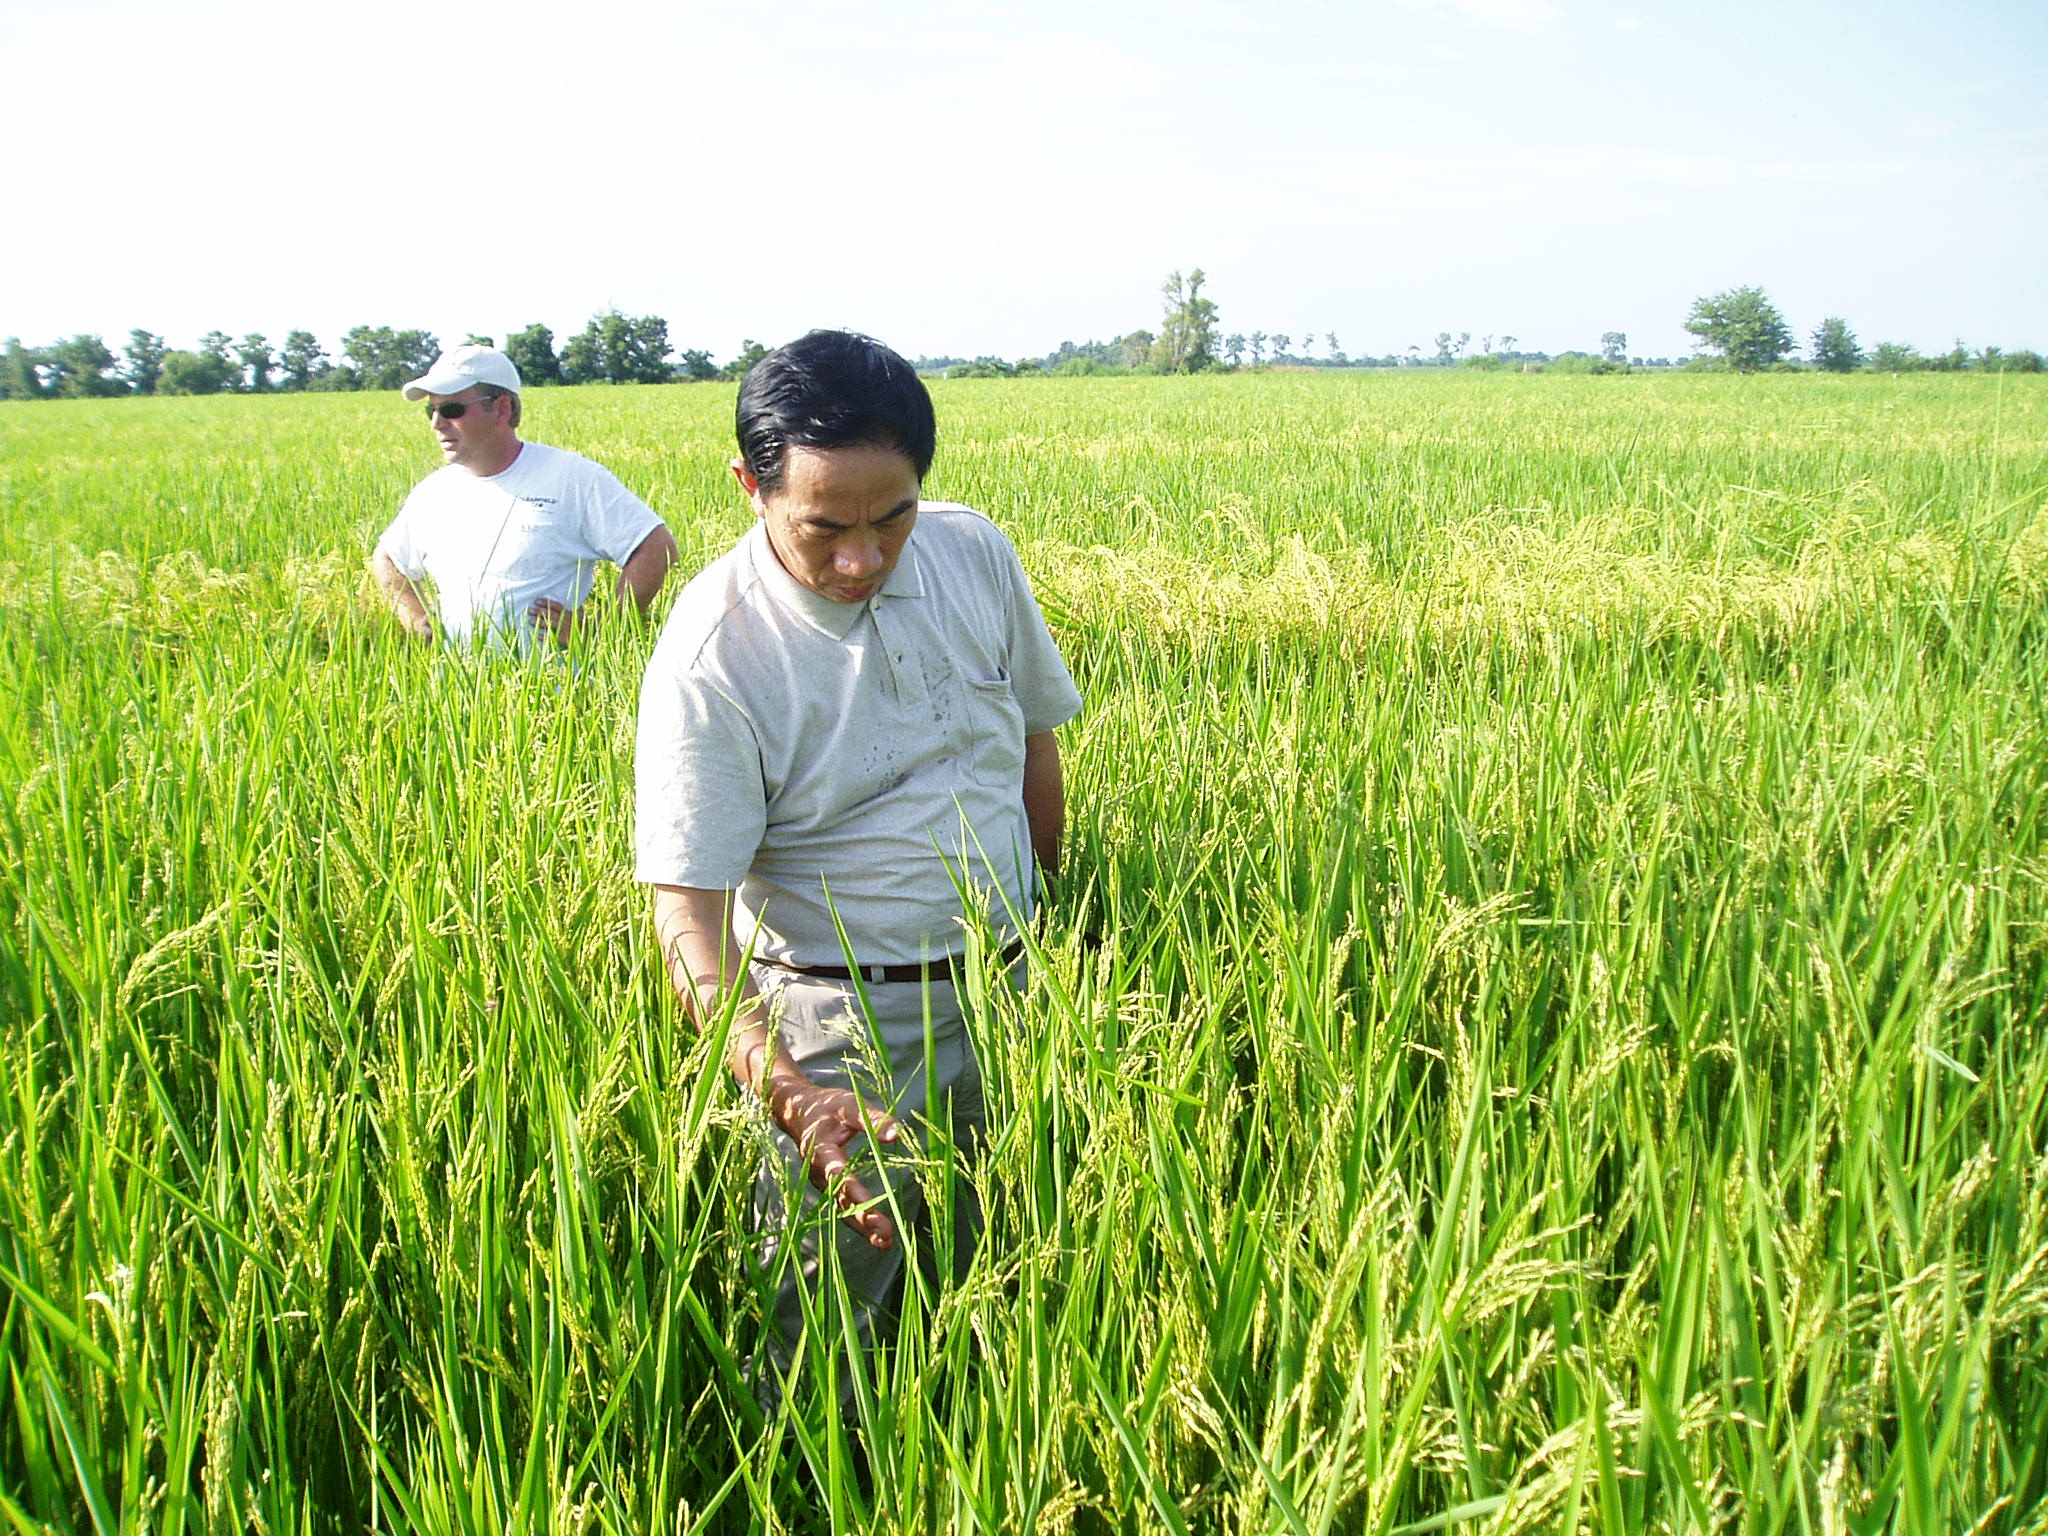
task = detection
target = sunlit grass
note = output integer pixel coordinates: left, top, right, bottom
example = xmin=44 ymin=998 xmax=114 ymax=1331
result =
xmin=2 ymin=371 xmax=2044 ymax=1532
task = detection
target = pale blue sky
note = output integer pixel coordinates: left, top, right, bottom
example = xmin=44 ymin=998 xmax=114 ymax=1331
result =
xmin=5 ymin=0 xmax=2041 ymax=364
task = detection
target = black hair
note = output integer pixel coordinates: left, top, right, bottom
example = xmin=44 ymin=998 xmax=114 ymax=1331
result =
xmin=735 ymin=330 xmax=935 ymax=495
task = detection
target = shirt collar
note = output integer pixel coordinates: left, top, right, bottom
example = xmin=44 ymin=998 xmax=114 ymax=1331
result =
xmin=879 ymin=528 xmax=924 ymax=601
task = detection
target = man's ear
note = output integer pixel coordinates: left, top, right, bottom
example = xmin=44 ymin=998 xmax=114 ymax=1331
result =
xmin=731 ymin=458 xmax=761 ymax=502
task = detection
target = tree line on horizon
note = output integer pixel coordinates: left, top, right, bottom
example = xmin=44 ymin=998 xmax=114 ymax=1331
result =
xmin=937 ymin=278 xmax=2044 ymax=379
xmin=3 ymin=281 xmax=2039 ymax=402
xmin=1672 ymin=286 xmax=2043 ymax=375
xmin=0 ymin=314 xmax=771 ymax=401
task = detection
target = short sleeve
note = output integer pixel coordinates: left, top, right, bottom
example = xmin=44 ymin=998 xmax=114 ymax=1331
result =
xmin=1000 ymin=545 xmax=1083 ymax=735
xmin=634 ymin=655 xmax=769 ymax=889
xmin=574 ymin=462 xmax=666 ymax=566
xmin=374 ymin=492 xmax=426 ymax=580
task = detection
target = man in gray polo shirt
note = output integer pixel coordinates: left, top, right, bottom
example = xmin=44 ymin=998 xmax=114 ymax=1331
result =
xmin=634 ymin=330 xmax=1080 ymax=1396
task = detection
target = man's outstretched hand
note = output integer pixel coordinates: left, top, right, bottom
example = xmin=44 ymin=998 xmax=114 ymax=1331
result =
xmin=765 ymin=1076 xmax=903 ymax=1250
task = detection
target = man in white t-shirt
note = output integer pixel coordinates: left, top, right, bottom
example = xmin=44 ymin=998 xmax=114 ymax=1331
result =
xmin=635 ymin=330 xmax=1081 ymax=1399
xmin=371 ymin=344 xmax=678 ymax=651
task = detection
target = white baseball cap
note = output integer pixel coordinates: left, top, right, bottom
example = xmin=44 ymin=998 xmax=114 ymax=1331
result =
xmin=401 ymin=344 xmax=523 ymax=401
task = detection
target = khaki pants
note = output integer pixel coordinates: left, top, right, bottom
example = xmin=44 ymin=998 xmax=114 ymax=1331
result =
xmin=748 ymin=967 xmax=991 ymax=1404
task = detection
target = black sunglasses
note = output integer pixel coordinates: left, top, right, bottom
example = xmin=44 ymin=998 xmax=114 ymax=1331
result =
xmin=425 ymin=396 xmax=496 ymax=421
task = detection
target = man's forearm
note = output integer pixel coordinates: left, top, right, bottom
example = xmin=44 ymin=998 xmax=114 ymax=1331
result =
xmin=649 ymin=882 xmax=902 ymax=1249
xmin=650 ymin=884 xmax=785 ymax=1092
xmin=370 ymin=552 xmax=434 ymax=637
xmin=615 ymin=526 xmax=681 ymax=615
xmin=1022 ymin=731 xmax=1065 ymax=878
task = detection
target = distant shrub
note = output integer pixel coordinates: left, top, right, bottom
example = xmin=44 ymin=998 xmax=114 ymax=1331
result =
xmin=1052 ymin=358 xmax=1131 ymax=377
xmin=155 ymin=350 xmax=234 ymax=395
xmin=1547 ymin=351 xmax=1628 ymax=375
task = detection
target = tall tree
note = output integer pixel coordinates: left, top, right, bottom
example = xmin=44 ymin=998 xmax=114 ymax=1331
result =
xmin=1600 ymin=331 xmax=1628 ymax=365
xmin=1223 ymin=334 xmax=1245 ymax=367
xmin=341 ymin=326 xmax=440 ymax=391
xmin=47 ymin=335 xmax=123 ymax=397
xmin=1 ymin=338 xmax=46 ymax=398
xmin=1869 ymin=341 xmax=1922 ymax=371
xmin=1809 ymin=317 xmax=1862 ymax=372
xmin=597 ymin=310 xmax=635 ymax=383
xmin=1325 ymin=332 xmax=1344 ymax=365
xmin=560 ymin=321 xmax=603 ymax=385
xmin=200 ymin=331 xmax=235 ymax=377
xmin=1683 ymin=286 xmax=1793 ymax=372
xmin=392 ymin=330 xmax=439 ymax=387
xmin=237 ymin=333 xmax=274 ymax=392
xmin=278 ymin=331 xmax=327 ymax=391
xmin=1248 ymin=331 xmax=1266 ymax=366
xmin=124 ymin=330 xmax=166 ymax=394
xmin=505 ymin=323 xmax=560 ymax=385
xmin=1152 ymin=268 xmax=1218 ymax=373
xmin=1433 ymin=332 xmax=1455 ymax=366
xmin=626 ymin=314 xmax=672 ymax=382
xmin=556 ymin=311 xmax=671 ymax=384
xmin=676 ymin=348 xmax=718 ymax=381
xmin=341 ymin=327 xmax=389 ymax=387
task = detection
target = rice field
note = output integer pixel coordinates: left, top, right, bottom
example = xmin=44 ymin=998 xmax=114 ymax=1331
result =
xmin=2 ymin=370 xmax=2045 ymax=1533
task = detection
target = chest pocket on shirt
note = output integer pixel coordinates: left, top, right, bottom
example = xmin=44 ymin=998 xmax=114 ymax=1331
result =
xmin=962 ymin=669 xmax=1025 ymax=787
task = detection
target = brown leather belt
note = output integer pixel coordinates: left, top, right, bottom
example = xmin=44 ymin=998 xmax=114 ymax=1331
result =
xmin=755 ymin=939 xmax=1025 ymax=986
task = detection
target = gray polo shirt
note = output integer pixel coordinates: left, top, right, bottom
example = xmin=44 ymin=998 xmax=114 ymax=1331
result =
xmin=634 ymin=503 xmax=1082 ymax=968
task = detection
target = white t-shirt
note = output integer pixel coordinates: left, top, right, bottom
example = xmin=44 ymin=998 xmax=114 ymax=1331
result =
xmin=375 ymin=441 xmax=665 ymax=651
xmin=634 ymin=504 xmax=1082 ymax=967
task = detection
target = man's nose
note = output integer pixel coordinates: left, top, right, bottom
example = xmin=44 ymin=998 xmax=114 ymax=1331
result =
xmin=836 ymin=536 xmax=882 ymax=576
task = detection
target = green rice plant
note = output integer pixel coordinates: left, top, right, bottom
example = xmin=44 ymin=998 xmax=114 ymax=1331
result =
xmin=1 ymin=371 xmax=2044 ymax=1532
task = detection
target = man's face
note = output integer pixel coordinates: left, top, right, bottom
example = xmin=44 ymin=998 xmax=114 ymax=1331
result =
xmin=425 ymin=388 xmax=513 ymax=470
xmin=740 ymin=443 xmax=920 ymax=605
